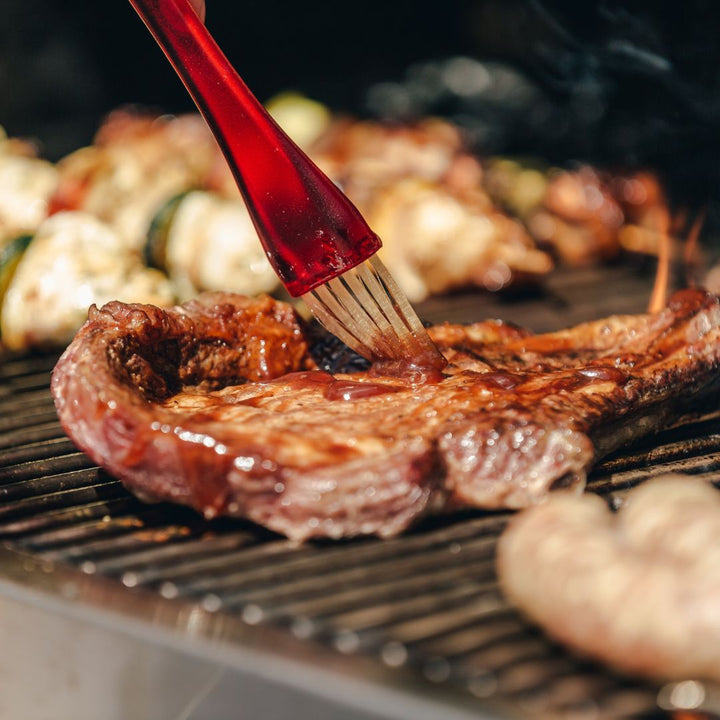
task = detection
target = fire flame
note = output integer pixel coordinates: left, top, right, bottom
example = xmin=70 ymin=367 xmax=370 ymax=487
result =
xmin=683 ymin=208 xmax=706 ymax=287
xmin=646 ymin=207 xmax=705 ymax=313
xmin=647 ymin=206 xmax=671 ymax=314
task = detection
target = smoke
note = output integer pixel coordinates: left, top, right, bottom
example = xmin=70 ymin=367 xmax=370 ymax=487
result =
xmin=365 ymin=0 xmax=720 ymax=215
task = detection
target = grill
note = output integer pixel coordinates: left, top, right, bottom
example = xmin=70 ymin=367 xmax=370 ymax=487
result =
xmin=1 ymin=264 xmax=719 ymax=720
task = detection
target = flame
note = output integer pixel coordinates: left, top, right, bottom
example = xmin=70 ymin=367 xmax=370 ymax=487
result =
xmin=683 ymin=208 xmax=706 ymax=287
xmin=646 ymin=207 xmax=706 ymax=313
xmin=647 ymin=206 xmax=671 ymax=314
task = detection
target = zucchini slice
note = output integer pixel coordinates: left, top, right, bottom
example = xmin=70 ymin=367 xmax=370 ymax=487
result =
xmin=144 ymin=191 xmax=192 ymax=271
xmin=0 ymin=234 xmax=32 ymax=310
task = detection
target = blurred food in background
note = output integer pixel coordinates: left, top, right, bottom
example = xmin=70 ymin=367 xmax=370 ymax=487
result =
xmin=0 ymin=94 xmax=676 ymax=351
xmin=1 ymin=211 xmax=173 ymax=350
xmin=1 ymin=0 xmax=717 ymax=351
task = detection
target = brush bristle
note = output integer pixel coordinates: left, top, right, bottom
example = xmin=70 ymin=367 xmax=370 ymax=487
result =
xmin=302 ymin=256 xmax=443 ymax=364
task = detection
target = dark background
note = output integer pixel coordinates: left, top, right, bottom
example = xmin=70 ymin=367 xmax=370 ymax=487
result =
xmin=2 ymin=0 xmax=719 ymax=210
xmin=0 ymin=0 xmax=474 ymax=157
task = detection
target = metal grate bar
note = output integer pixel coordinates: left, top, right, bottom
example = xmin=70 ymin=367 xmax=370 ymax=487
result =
xmin=42 ymin=526 xmax=259 ymax=566
xmin=90 ymin=534 xmax=302 ymax=578
xmin=265 ymin=568 xmax=498 ymax=647
xmin=0 ymin=408 xmax=60 ymax=433
xmin=0 ymin=453 xmax=94 ymax=483
xmin=0 ymin=389 xmax=57 ymax=410
xmin=87 ymin=514 xmax=505 ymax=589
xmin=0 ymin=468 xmax=117 ymax=503
xmin=588 ymin=452 xmax=720 ymax=496
xmin=266 ymin=562 xmax=494 ymax=625
xmin=15 ymin=506 xmax=192 ymax=552
xmin=0 ymin=437 xmax=77 ymax=468
xmin=205 ymin=535 xmax=498 ymax=612
xmin=397 ymin=607 xmax=529 ymax=661
xmin=0 ymin=355 xmax=58 ymax=378
xmin=0 ymin=472 xmax=125 ymax=523
xmin=19 ymin=515 xmax=153 ymax=553
xmin=0 ymin=497 xmax=141 ymax=538
xmin=150 ymin=530 xmax=493 ymax=608
xmin=0 ymin=421 xmax=65 ymax=451
xmin=376 ymin=591 xmax=507 ymax=650
xmin=6 ymin=372 xmax=59 ymax=393
xmin=594 ymin=433 xmax=720 ymax=475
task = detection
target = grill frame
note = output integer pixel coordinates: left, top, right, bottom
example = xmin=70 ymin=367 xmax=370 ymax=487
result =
xmin=1 ymin=264 xmax=719 ymax=720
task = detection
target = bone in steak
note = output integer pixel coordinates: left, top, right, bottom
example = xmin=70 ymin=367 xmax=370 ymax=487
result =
xmin=51 ymin=289 xmax=720 ymax=540
xmin=497 ymin=475 xmax=720 ymax=682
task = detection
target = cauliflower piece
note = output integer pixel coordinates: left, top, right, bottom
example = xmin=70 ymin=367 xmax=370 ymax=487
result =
xmin=1 ymin=211 xmax=174 ymax=349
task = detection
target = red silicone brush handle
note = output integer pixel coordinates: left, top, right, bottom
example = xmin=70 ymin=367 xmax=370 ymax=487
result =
xmin=128 ymin=0 xmax=381 ymax=296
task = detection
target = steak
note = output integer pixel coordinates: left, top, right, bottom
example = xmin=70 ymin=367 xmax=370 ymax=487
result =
xmin=51 ymin=288 xmax=720 ymax=540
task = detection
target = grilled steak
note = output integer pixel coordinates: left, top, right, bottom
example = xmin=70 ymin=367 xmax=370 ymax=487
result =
xmin=497 ymin=476 xmax=720 ymax=682
xmin=51 ymin=288 xmax=720 ymax=540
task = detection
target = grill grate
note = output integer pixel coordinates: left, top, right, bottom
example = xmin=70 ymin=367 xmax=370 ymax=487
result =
xmin=1 ymin=265 xmax=718 ymax=720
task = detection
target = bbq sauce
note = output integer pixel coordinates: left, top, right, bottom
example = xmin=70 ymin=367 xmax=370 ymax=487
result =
xmin=547 ymin=366 xmax=629 ymax=392
xmin=477 ymin=371 xmax=526 ymax=390
xmin=325 ymin=378 xmax=401 ymax=401
xmin=576 ymin=366 xmax=628 ymax=383
xmin=274 ymin=371 xmax=401 ymax=401
xmin=369 ymin=347 xmax=448 ymax=386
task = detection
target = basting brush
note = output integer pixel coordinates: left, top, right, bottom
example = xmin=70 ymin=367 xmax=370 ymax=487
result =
xmin=129 ymin=0 xmax=445 ymax=373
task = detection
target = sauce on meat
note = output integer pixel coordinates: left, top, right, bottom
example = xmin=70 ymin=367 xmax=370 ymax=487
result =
xmin=576 ymin=366 xmax=628 ymax=383
xmin=369 ymin=346 xmax=448 ymax=385
xmin=272 ymin=370 xmax=401 ymax=401
xmin=476 ymin=371 xmax=526 ymax=390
